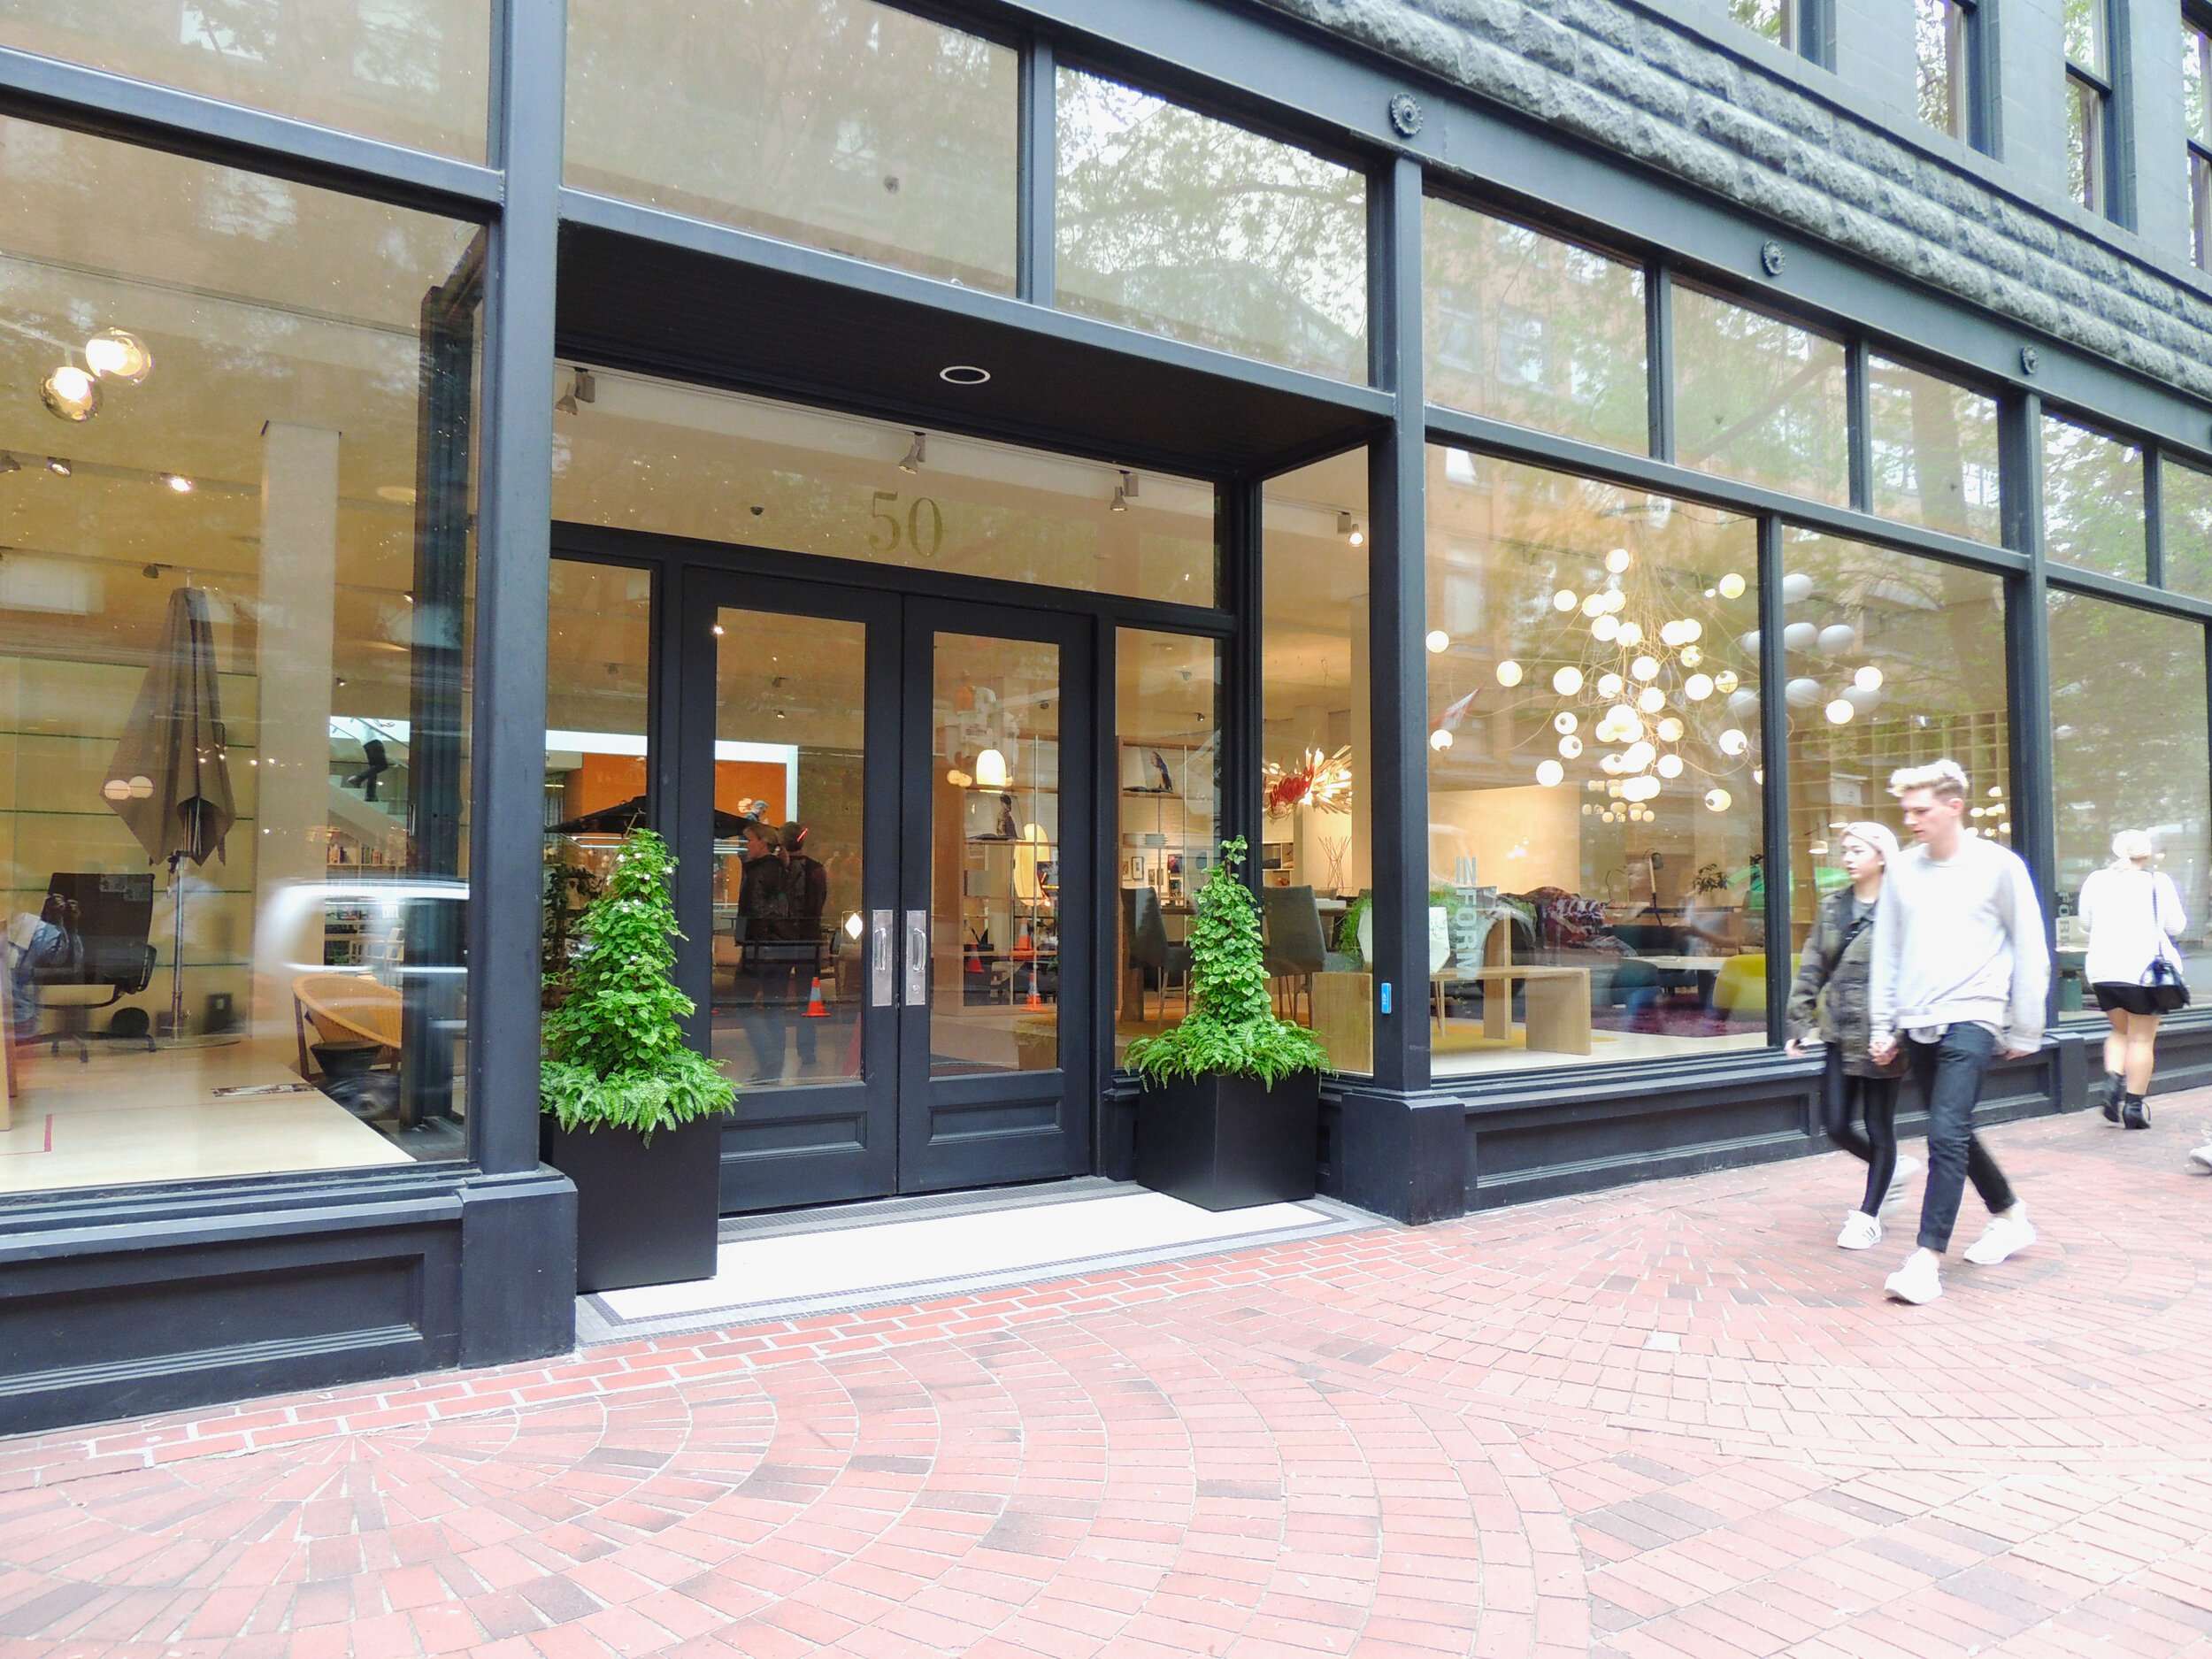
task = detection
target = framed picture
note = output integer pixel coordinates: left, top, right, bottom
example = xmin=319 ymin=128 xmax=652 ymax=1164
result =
xmin=1126 ymin=855 xmax=1148 ymax=881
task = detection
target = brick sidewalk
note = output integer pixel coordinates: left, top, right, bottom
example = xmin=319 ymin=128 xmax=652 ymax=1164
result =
xmin=4 ymin=1098 xmax=2212 ymax=1658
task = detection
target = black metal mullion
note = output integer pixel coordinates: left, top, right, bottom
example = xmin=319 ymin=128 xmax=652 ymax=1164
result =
xmin=1756 ymin=516 xmax=1792 ymax=1050
xmin=2146 ymin=439 xmax=2166 ymax=588
xmin=1647 ymin=259 xmax=1676 ymax=464
xmin=1846 ymin=336 xmax=1874 ymax=514
xmin=2002 ymin=391 xmax=2060 ymax=1002
xmin=1017 ymin=36 xmax=1056 ymax=305
xmin=467 ymin=0 xmax=564 ymax=1177
xmin=1219 ymin=478 xmax=1266 ymax=880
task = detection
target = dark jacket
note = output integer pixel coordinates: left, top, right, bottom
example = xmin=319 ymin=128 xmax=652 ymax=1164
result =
xmin=1787 ymin=885 xmax=1907 ymax=1078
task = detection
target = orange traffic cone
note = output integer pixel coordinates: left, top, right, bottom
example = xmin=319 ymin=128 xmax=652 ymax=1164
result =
xmin=1024 ymin=967 xmax=1044 ymax=1010
xmin=803 ymin=977 xmax=828 ymax=1018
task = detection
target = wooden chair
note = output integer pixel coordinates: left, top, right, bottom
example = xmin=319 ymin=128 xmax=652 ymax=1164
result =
xmin=292 ymin=972 xmax=404 ymax=1078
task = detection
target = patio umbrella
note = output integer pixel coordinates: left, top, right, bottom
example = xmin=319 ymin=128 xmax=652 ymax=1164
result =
xmin=104 ymin=585 xmax=234 ymax=1038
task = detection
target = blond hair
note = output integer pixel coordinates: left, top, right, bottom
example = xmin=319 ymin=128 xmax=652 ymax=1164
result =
xmin=1887 ymin=759 xmax=1969 ymax=803
xmin=2111 ymin=829 xmax=2155 ymax=866
xmin=1839 ymin=821 xmax=1901 ymax=866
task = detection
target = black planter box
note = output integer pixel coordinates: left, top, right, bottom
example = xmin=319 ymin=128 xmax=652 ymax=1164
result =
xmin=541 ymin=1114 xmax=722 ymax=1294
xmin=1133 ymin=1071 xmax=1321 ymax=1211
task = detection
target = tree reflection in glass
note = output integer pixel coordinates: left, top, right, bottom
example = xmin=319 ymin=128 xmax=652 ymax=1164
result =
xmin=1673 ymin=287 xmax=1848 ymax=504
xmin=2042 ymin=415 xmax=2144 ymax=580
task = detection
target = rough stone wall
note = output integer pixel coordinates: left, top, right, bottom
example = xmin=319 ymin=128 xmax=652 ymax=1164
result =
xmin=1268 ymin=0 xmax=2212 ymax=402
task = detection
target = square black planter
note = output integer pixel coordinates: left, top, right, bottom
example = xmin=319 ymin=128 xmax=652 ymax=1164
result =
xmin=541 ymin=1114 xmax=722 ymax=1294
xmin=1133 ymin=1071 xmax=1321 ymax=1211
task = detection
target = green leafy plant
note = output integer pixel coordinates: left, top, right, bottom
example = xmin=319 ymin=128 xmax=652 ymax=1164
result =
xmin=1337 ymin=892 xmax=1371 ymax=967
xmin=1125 ymin=837 xmax=1330 ymax=1088
xmin=541 ymin=828 xmax=734 ymax=1141
xmin=541 ymin=853 xmax=602 ymax=1011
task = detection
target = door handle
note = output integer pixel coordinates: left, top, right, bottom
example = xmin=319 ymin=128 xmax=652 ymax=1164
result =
xmin=903 ymin=909 xmax=928 ymax=1006
xmin=869 ymin=910 xmax=895 ymax=1008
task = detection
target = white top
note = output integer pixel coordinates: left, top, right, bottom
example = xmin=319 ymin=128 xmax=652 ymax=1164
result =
xmin=2077 ymin=865 xmax=2187 ymax=987
xmin=1869 ymin=834 xmax=2049 ymax=1050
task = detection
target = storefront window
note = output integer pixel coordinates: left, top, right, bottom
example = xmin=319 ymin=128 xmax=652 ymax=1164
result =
xmin=2049 ymin=591 xmax=2212 ymax=1003
xmin=1422 ymin=198 xmax=1647 ymax=453
xmin=1425 ymin=448 xmax=1766 ymax=1078
xmin=552 ymin=370 xmax=1217 ymax=605
xmin=1673 ymin=287 xmax=1848 ymax=504
xmin=1778 ymin=531 xmax=2010 ymax=974
xmin=1056 ymin=69 xmax=1367 ymax=383
xmin=1114 ymin=631 xmax=1220 ymax=1066
xmin=1869 ymin=356 xmax=2001 ymax=543
xmin=0 ymin=0 xmax=488 ymax=162
xmin=2159 ymin=453 xmax=2212 ymax=599
xmin=565 ymin=0 xmax=1018 ymax=293
xmin=2043 ymin=414 xmax=2145 ymax=580
xmin=0 ymin=121 xmax=480 ymax=1194
xmin=1261 ymin=453 xmax=1371 ymax=1075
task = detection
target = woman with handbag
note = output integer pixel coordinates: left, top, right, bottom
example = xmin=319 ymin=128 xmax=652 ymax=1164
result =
xmin=1786 ymin=822 xmax=1919 ymax=1248
xmin=2077 ymin=829 xmax=2190 ymax=1131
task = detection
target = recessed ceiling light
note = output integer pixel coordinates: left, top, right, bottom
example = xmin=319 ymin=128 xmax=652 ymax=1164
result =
xmin=939 ymin=365 xmax=990 ymax=385
xmin=162 ymin=472 xmax=193 ymax=494
xmin=46 ymin=457 xmax=72 ymax=477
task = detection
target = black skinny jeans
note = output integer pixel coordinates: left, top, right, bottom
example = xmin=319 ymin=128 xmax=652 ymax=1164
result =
xmin=1904 ymin=1023 xmax=2018 ymax=1252
xmin=1822 ymin=1066 xmax=1901 ymax=1217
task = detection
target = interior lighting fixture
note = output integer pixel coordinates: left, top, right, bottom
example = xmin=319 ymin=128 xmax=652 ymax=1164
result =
xmin=1624 ymin=741 xmax=1656 ymax=772
xmin=939 ymin=365 xmax=991 ymax=385
xmin=1558 ymin=735 xmax=1582 ymax=758
xmin=1714 ymin=670 xmax=1740 ymax=695
xmin=1825 ymin=697 xmax=1855 ymax=725
xmin=161 ymin=472 xmax=193 ymax=494
xmin=84 ymin=330 xmax=152 ymax=383
xmin=1110 ymin=473 xmax=1130 ymax=513
xmin=1590 ymin=615 xmax=1619 ymax=642
xmin=1495 ymin=659 xmax=1523 ymax=687
xmin=1425 ymin=629 xmax=1450 ymax=654
xmin=1617 ymin=621 xmax=1644 ymax=648
xmin=1630 ymin=654 xmax=1659 ymax=681
xmin=1552 ymin=666 xmax=1583 ymax=695
xmin=973 ymin=747 xmax=1009 ymax=787
xmin=1656 ymin=753 xmax=1685 ymax=778
xmin=1855 ymin=665 xmax=1886 ymax=691
xmin=844 ymin=912 xmax=864 ymax=940
xmin=46 ymin=457 xmax=72 ymax=476
xmin=1596 ymin=672 xmax=1624 ymax=698
xmin=1781 ymin=572 xmax=1814 ymax=602
xmin=898 ymin=430 xmax=926 ymax=474
xmin=1988 ymin=785 xmax=2003 ymax=798
xmin=1535 ymin=759 xmax=1564 ymax=787
xmin=1717 ymin=572 xmax=1747 ymax=599
xmin=1553 ymin=589 xmax=1578 ymax=611
xmin=1679 ymin=645 xmax=1702 ymax=667
xmin=1705 ymin=788 xmax=1732 ymax=812
xmin=1718 ymin=728 xmax=1748 ymax=757
xmin=711 ymin=624 xmax=725 ymax=635
xmin=1581 ymin=593 xmax=1607 ymax=618
xmin=1655 ymin=717 xmax=1684 ymax=741
xmin=1553 ymin=711 xmax=1578 ymax=734
xmin=1605 ymin=547 xmax=1631 ymax=573
xmin=945 ymin=767 xmax=973 ymax=787
xmin=41 ymin=366 xmax=99 ymax=422
xmin=553 ymin=365 xmax=595 ymax=415
xmin=1337 ymin=511 xmax=1363 ymax=546
xmin=1429 ymin=727 xmax=1453 ymax=750
xmin=1636 ymin=687 xmax=1665 ymax=714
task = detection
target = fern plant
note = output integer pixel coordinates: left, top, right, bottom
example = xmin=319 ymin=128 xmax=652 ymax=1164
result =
xmin=1124 ymin=837 xmax=1330 ymax=1088
xmin=540 ymin=828 xmax=734 ymax=1141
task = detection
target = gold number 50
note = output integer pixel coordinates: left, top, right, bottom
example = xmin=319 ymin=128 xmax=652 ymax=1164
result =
xmin=866 ymin=490 xmax=943 ymax=557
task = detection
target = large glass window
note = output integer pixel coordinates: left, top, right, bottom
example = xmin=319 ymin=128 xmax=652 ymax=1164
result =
xmin=0 ymin=0 xmax=488 ymax=162
xmin=2187 ymin=16 xmax=2212 ymax=266
xmin=1778 ymin=532 xmax=2010 ymax=976
xmin=1056 ymin=69 xmax=1367 ymax=383
xmin=1260 ymin=453 xmax=1371 ymax=1075
xmin=2162 ymin=454 xmax=2212 ymax=598
xmin=1917 ymin=0 xmax=1977 ymax=140
xmin=552 ymin=371 xmax=1217 ymax=606
xmin=1673 ymin=287 xmax=1849 ymax=505
xmin=1425 ymin=448 xmax=1766 ymax=1078
xmin=2049 ymin=593 xmax=2212 ymax=1004
xmin=1422 ymin=198 xmax=1647 ymax=454
xmin=565 ymin=0 xmax=1018 ymax=293
xmin=1869 ymin=356 xmax=2001 ymax=542
xmin=2043 ymin=415 xmax=2145 ymax=580
xmin=2066 ymin=0 xmax=2115 ymax=215
xmin=0 ymin=121 xmax=480 ymax=1194
xmin=1731 ymin=0 xmax=1801 ymax=49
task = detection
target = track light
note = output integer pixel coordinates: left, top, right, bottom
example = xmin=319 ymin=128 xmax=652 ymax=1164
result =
xmin=1337 ymin=511 xmax=1363 ymax=547
xmin=555 ymin=365 xmax=595 ymax=415
xmin=899 ymin=431 xmax=926 ymax=474
xmin=41 ymin=366 xmax=98 ymax=422
xmin=1110 ymin=469 xmax=1133 ymax=512
xmin=85 ymin=330 xmax=152 ymax=383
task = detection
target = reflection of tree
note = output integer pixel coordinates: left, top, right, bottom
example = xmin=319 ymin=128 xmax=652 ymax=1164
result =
xmin=2163 ymin=457 xmax=2212 ymax=597
xmin=2043 ymin=417 xmax=2145 ymax=580
xmin=2048 ymin=591 xmax=2211 ymax=926
xmin=1674 ymin=289 xmax=1848 ymax=504
xmin=1870 ymin=360 xmax=2001 ymax=542
xmin=1423 ymin=202 xmax=1646 ymax=451
xmin=567 ymin=0 xmax=1018 ymax=290
xmin=1055 ymin=71 xmax=1365 ymax=381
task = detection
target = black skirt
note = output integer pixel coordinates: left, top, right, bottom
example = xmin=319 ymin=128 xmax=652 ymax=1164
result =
xmin=2094 ymin=981 xmax=2169 ymax=1017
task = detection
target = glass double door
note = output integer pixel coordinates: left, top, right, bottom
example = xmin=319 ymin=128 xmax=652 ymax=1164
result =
xmin=679 ymin=572 xmax=1093 ymax=1210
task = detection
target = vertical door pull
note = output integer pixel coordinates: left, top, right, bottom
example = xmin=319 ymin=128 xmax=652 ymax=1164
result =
xmin=869 ymin=910 xmax=895 ymax=1008
xmin=903 ymin=909 xmax=929 ymax=1006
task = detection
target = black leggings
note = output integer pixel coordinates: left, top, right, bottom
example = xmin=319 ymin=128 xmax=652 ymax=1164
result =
xmin=1824 ymin=1071 xmax=1901 ymax=1217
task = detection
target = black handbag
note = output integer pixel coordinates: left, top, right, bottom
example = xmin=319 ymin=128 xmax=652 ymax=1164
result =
xmin=2141 ymin=881 xmax=2193 ymax=1012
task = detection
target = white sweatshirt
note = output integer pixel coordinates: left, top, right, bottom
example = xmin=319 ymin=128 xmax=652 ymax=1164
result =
xmin=2077 ymin=865 xmax=2187 ymax=987
xmin=1868 ymin=834 xmax=2049 ymax=1051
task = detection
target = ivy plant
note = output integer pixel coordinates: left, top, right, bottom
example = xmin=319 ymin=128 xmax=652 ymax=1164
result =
xmin=1124 ymin=837 xmax=1330 ymax=1088
xmin=541 ymin=828 xmax=735 ymax=1141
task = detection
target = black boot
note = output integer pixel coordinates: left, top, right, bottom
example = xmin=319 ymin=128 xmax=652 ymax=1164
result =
xmin=2123 ymin=1093 xmax=2151 ymax=1131
xmin=2102 ymin=1073 xmax=2124 ymax=1123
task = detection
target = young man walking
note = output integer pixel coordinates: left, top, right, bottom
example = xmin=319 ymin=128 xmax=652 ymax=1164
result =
xmin=1867 ymin=760 xmax=2049 ymax=1305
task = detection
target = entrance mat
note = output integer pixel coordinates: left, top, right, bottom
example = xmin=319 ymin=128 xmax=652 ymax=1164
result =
xmin=575 ymin=1179 xmax=1377 ymax=1346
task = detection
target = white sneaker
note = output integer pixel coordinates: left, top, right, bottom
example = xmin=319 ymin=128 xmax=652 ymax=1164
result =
xmin=1885 ymin=1251 xmax=1943 ymax=1304
xmin=1881 ymin=1156 xmax=1922 ymax=1217
xmin=1962 ymin=1210 xmax=2036 ymax=1266
xmin=1837 ymin=1210 xmax=1882 ymax=1249
xmin=2189 ymin=1144 xmax=2212 ymax=1172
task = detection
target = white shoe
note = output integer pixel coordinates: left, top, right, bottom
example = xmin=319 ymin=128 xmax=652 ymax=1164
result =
xmin=1881 ymin=1156 xmax=1922 ymax=1217
xmin=2189 ymin=1144 xmax=2212 ymax=1172
xmin=1962 ymin=1210 xmax=2036 ymax=1266
xmin=1885 ymin=1251 xmax=1943 ymax=1304
xmin=1837 ymin=1210 xmax=1882 ymax=1249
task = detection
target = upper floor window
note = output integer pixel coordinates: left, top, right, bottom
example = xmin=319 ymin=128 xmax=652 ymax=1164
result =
xmin=1730 ymin=0 xmax=1831 ymax=64
xmin=2185 ymin=14 xmax=2212 ymax=265
xmin=1916 ymin=0 xmax=1978 ymax=143
xmin=2065 ymin=0 xmax=2120 ymax=218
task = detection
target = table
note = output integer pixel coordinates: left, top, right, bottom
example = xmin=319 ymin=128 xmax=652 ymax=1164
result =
xmin=1432 ymin=965 xmax=1593 ymax=1055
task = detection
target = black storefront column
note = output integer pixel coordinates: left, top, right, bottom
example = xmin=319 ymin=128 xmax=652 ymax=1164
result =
xmin=457 ymin=0 xmax=578 ymax=1365
xmin=1334 ymin=155 xmax=1466 ymax=1224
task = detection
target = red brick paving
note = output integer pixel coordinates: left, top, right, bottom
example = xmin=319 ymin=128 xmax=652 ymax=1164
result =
xmin=4 ymin=1098 xmax=2212 ymax=1657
